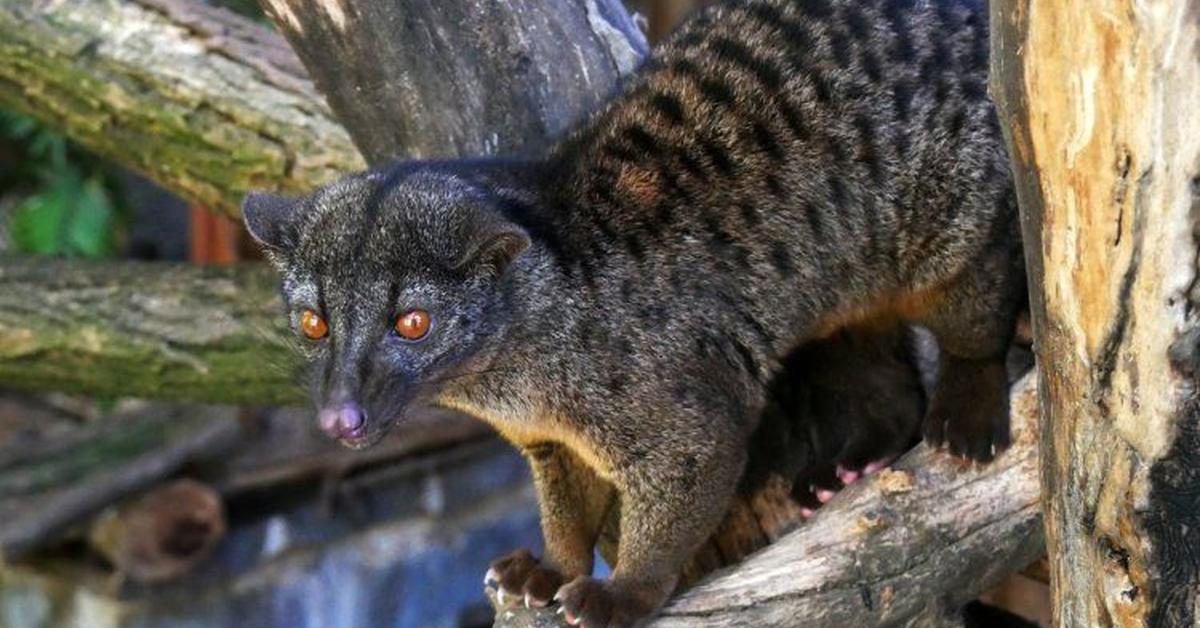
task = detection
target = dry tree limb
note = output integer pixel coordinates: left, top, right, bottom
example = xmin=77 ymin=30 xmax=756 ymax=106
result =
xmin=259 ymin=0 xmax=647 ymax=164
xmin=492 ymin=374 xmax=1043 ymax=628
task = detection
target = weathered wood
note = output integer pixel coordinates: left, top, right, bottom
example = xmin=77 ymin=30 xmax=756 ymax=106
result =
xmin=260 ymin=0 xmax=647 ymax=164
xmin=492 ymin=374 xmax=1044 ymax=627
xmin=990 ymin=1 xmax=1200 ymax=624
xmin=0 ymin=0 xmax=362 ymax=216
xmin=0 ymin=258 xmax=301 ymax=403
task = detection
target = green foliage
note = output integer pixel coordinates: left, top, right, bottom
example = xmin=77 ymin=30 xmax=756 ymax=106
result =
xmin=0 ymin=109 xmax=126 ymax=258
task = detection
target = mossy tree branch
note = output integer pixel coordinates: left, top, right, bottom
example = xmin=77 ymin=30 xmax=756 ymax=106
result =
xmin=0 ymin=258 xmax=302 ymax=404
xmin=0 ymin=0 xmax=363 ymax=216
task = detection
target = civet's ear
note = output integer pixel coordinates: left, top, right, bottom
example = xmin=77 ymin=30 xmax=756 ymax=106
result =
xmin=456 ymin=211 xmax=532 ymax=278
xmin=241 ymin=191 xmax=299 ymax=253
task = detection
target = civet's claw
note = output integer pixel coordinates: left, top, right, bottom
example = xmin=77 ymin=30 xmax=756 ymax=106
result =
xmin=836 ymin=465 xmax=861 ymax=485
xmin=863 ymin=458 xmax=893 ymax=475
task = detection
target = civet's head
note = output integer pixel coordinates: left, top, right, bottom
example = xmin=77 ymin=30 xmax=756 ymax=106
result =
xmin=242 ymin=165 xmax=530 ymax=448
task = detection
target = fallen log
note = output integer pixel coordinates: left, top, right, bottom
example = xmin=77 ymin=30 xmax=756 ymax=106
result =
xmin=88 ymin=478 xmax=227 ymax=584
xmin=492 ymin=373 xmax=1043 ymax=627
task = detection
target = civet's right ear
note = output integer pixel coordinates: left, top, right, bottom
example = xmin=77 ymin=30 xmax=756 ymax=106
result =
xmin=452 ymin=201 xmax=533 ymax=280
xmin=241 ymin=192 xmax=299 ymax=253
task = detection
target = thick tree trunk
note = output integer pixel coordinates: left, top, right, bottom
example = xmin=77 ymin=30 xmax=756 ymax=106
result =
xmin=0 ymin=0 xmax=363 ymax=216
xmin=259 ymin=0 xmax=646 ymax=164
xmin=493 ymin=375 xmax=1044 ymax=628
xmin=990 ymin=1 xmax=1200 ymax=625
xmin=0 ymin=258 xmax=301 ymax=403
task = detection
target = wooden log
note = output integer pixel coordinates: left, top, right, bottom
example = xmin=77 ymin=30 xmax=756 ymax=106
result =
xmin=0 ymin=258 xmax=301 ymax=403
xmin=492 ymin=374 xmax=1044 ymax=627
xmin=0 ymin=0 xmax=363 ymax=216
xmin=259 ymin=0 xmax=647 ymax=164
xmin=0 ymin=405 xmax=242 ymax=559
xmin=87 ymin=479 xmax=227 ymax=584
xmin=0 ymin=390 xmax=496 ymax=559
xmin=990 ymin=1 xmax=1200 ymax=624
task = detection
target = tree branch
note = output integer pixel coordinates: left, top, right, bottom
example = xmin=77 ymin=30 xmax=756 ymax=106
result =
xmin=0 ymin=0 xmax=363 ymax=216
xmin=262 ymin=0 xmax=647 ymax=163
xmin=0 ymin=258 xmax=302 ymax=403
xmin=491 ymin=374 xmax=1043 ymax=627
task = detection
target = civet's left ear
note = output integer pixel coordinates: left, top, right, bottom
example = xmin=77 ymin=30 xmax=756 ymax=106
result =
xmin=456 ymin=211 xmax=532 ymax=278
xmin=241 ymin=191 xmax=300 ymax=253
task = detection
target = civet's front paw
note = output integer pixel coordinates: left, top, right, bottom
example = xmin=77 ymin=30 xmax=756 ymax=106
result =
xmin=485 ymin=548 xmax=565 ymax=608
xmin=924 ymin=360 xmax=1011 ymax=463
xmin=554 ymin=576 xmax=652 ymax=628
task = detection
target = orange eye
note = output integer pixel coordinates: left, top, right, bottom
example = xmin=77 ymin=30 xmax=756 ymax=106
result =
xmin=300 ymin=309 xmax=328 ymax=340
xmin=395 ymin=309 xmax=431 ymax=340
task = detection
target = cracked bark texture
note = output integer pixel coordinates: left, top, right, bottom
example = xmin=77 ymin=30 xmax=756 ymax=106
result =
xmin=0 ymin=0 xmax=363 ymax=216
xmin=258 ymin=0 xmax=647 ymax=164
xmin=492 ymin=374 xmax=1044 ymax=627
xmin=991 ymin=1 xmax=1200 ymax=624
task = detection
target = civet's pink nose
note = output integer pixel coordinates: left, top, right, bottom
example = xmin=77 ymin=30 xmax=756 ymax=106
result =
xmin=318 ymin=402 xmax=366 ymax=440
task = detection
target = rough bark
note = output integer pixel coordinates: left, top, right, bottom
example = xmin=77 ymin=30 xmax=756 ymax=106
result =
xmin=0 ymin=0 xmax=363 ymax=216
xmin=0 ymin=258 xmax=301 ymax=403
xmin=492 ymin=374 xmax=1044 ymax=628
xmin=990 ymin=1 xmax=1200 ymax=625
xmin=259 ymin=0 xmax=647 ymax=164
